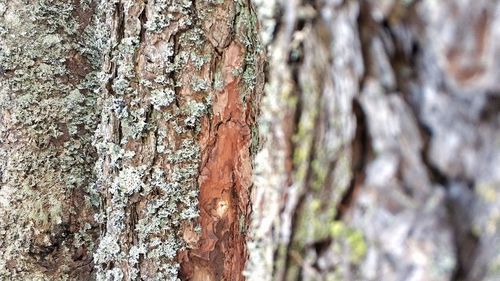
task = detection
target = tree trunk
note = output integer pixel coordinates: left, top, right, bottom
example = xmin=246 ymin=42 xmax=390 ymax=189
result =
xmin=1 ymin=0 xmax=263 ymax=280
xmin=2 ymin=0 xmax=500 ymax=280
xmin=249 ymin=0 xmax=500 ymax=281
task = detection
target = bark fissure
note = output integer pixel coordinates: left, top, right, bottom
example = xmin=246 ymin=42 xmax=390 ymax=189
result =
xmin=335 ymin=98 xmax=369 ymax=221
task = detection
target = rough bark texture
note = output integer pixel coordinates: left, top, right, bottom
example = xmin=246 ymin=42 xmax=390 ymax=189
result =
xmin=1 ymin=0 xmax=263 ymax=280
xmin=92 ymin=0 xmax=263 ymax=280
xmin=3 ymin=0 xmax=500 ymax=280
xmin=0 ymin=0 xmax=105 ymax=279
xmin=249 ymin=0 xmax=500 ymax=280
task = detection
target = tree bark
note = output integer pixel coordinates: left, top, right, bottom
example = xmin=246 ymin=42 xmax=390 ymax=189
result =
xmin=1 ymin=0 xmax=263 ymax=280
xmin=249 ymin=0 xmax=500 ymax=281
xmin=0 ymin=0 xmax=105 ymax=279
xmin=2 ymin=0 xmax=500 ymax=280
xmin=91 ymin=0 xmax=263 ymax=280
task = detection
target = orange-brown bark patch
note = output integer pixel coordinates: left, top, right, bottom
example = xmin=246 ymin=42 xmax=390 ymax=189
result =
xmin=181 ymin=42 xmax=254 ymax=281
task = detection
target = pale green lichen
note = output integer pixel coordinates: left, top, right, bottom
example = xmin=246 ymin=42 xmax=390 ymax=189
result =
xmin=330 ymin=221 xmax=367 ymax=263
xmin=113 ymin=166 xmax=147 ymax=195
xmin=166 ymin=139 xmax=200 ymax=163
xmin=94 ymin=236 xmax=122 ymax=265
xmin=145 ymin=0 xmax=192 ymax=33
xmin=120 ymin=108 xmax=147 ymax=140
xmin=128 ymin=245 xmax=146 ymax=279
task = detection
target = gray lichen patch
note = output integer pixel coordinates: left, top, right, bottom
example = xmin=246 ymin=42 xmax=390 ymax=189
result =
xmin=150 ymin=88 xmax=176 ymax=110
xmin=184 ymin=101 xmax=207 ymax=128
xmin=190 ymin=77 xmax=211 ymax=92
xmin=232 ymin=0 xmax=265 ymax=103
xmin=0 ymin=0 xmax=107 ymax=279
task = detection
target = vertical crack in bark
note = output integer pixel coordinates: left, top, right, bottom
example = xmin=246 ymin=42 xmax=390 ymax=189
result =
xmin=329 ymin=0 xmax=371 ymax=223
xmin=115 ymin=2 xmax=126 ymax=45
xmin=138 ymin=3 xmax=147 ymax=44
xmin=335 ymin=98 xmax=369 ymax=220
xmin=420 ymin=124 xmax=482 ymax=281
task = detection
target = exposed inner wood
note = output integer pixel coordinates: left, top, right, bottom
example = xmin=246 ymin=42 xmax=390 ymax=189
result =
xmin=181 ymin=42 xmax=254 ymax=281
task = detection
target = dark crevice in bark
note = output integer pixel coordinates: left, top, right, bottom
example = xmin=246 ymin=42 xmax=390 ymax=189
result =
xmin=270 ymin=6 xmax=283 ymax=45
xmin=286 ymin=10 xmax=307 ymax=182
xmin=332 ymin=3 xmax=373 ymax=221
xmin=335 ymin=98 xmax=369 ymax=220
xmin=480 ymin=93 xmax=500 ymax=122
xmin=138 ymin=3 xmax=147 ymax=44
xmin=288 ymin=86 xmax=302 ymax=173
xmin=418 ymin=125 xmax=481 ymax=281
xmin=419 ymin=125 xmax=449 ymax=187
xmin=142 ymin=104 xmax=154 ymax=139
xmin=416 ymin=99 xmax=482 ymax=281
xmin=447 ymin=184 xmax=483 ymax=281
xmin=29 ymin=223 xmax=71 ymax=259
xmin=171 ymin=30 xmax=184 ymax=109
xmin=128 ymin=201 xmax=140 ymax=280
xmin=356 ymin=1 xmax=377 ymax=90
xmin=115 ymin=2 xmax=125 ymax=45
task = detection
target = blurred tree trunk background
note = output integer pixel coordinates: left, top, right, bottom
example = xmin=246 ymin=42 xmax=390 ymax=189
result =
xmin=1 ymin=0 xmax=500 ymax=280
xmin=249 ymin=0 xmax=500 ymax=281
